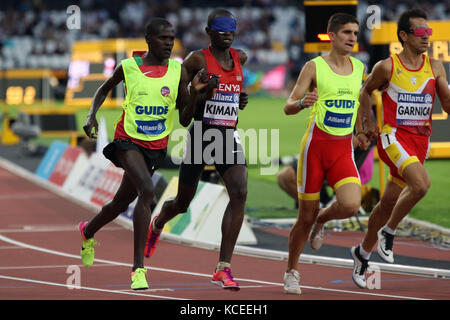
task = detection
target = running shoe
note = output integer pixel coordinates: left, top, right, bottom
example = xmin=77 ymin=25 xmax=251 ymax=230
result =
xmin=377 ymin=229 xmax=395 ymax=263
xmin=144 ymin=214 xmax=161 ymax=258
xmin=211 ymin=267 xmax=240 ymax=291
xmin=350 ymin=245 xmax=369 ymax=288
xmin=79 ymin=221 xmax=98 ymax=268
xmin=283 ymin=269 xmax=301 ymax=294
xmin=131 ymin=268 xmax=149 ymax=290
xmin=309 ymin=222 xmax=325 ymax=250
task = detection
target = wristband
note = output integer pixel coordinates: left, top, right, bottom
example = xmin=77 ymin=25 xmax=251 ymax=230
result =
xmin=298 ymin=97 xmax=305 ymax=110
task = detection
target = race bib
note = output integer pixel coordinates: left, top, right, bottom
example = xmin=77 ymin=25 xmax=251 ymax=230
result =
xmin=203 ymin=92 xmax=239 ymax=127
xmin=380 ymin=133 xmax=393 ymax=149
xmin=396 ymin=93 xmax=432 ymax=126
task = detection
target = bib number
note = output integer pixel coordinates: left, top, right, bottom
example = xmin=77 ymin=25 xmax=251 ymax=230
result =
xmin=380 ymin=133 xmax=393 ymax=149
xmin=396 ymin=93 xmax=432 ymax=126
xmin=203 ymin=92 xmax=239 ymax=127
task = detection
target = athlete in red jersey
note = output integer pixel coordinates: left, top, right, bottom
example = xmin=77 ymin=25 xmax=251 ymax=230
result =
xmin=144 ymin=8 xmax=249 ymax=291
xmin=351 ymin=9 xmax=450 ymax=288
xmin=199 ymin=46 xmax=243 ymax=127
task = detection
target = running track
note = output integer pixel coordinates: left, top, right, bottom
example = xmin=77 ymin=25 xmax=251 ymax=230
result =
xmin=0 ymin=165 xmax=449 ymax=305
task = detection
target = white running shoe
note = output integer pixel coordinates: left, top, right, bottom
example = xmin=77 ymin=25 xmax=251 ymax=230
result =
xmin=309 ymin=222 xmax=325 ymax=250
xmin=377 ymin=229 xmax=395 ymax=263
xmin=350 ymin=245 xmax=369 ymax=288
xmin=283 ymin=269 xmax=301 ymax=294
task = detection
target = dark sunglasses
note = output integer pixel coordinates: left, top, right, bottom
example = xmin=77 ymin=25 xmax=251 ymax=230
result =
xmin=407 ymin=27 xmax=433 ymax=36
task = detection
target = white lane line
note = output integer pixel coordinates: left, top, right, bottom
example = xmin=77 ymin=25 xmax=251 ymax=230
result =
xmin=0 ymin=264 xmax=112 ymax=270
xmin=0 ymin=234 xmax=430 ymax=300
xmin=219 ymin=277 xmax=430 ymax=300
xmin=116 ymin=285 xmax=270 ymax=293
xmin=0 ymin=225 xmax=123 ymax=233
xmin=117 ymin=288 xmax=175 ymax=292
xmin=0 ymin=274 xmax=187 ymax=300
xmin=0 ymin=224 xmax=124 ymax=233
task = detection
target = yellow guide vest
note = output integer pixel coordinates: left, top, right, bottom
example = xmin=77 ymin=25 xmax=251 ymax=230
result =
xmin=121 ymin=57 xmax=181 ymax=141
xmin=311 ymin=56 xmax=364 ymax=136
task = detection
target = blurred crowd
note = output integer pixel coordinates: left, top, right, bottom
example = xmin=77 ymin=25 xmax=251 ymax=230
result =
xmin=0 ymin=0 xmax=449 ymax=72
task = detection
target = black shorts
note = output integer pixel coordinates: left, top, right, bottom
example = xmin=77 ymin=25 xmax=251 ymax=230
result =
xmin=179 ymin=121 xmax=246 ymax=185
xmin=103 ymin=139 xmax=167 ymax=173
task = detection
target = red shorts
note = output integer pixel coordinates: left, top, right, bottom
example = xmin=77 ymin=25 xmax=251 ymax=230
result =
xmin=297 ymin=120 xmax=360 ymax=200
xmin=377 ymin=125 xmax=430 ymax=188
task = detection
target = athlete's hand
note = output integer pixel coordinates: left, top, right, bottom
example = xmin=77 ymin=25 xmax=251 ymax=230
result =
xmin=83 ymin=115 xmax=98 ymax=139
xmin=363 ymin=118 xmax=379 ymax=141
xmin=355 ymin=132 xmax=371 ymax=150
xmin=191 ymin=68 xmax=209 ymax=92
xmin=206 ymin=72 xmax=219 ymax=99
xmin=239 ymin=91 xmax=248 ymax=110
xmin=191 ymin=69 xmax=219 ymax=99
xmin=300 ymin=87 xmax=318 ymax=109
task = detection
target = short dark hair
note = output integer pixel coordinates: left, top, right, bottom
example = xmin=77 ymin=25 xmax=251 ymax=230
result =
xmin=397 ymin=8 xmax=428 ymax=45
xmin=207 ymin=8 xmax=234 ymax=27
xmin=144 ymin=18 xmax=173 ymax=38
xmin=327 ymin=13 xmax=359 ymax=33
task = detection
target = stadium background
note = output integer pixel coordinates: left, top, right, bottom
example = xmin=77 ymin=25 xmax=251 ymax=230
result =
xmin=0 ymin=0 xmax=449 ymax=235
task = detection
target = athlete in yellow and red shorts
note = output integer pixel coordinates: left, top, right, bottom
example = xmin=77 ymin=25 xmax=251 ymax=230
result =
xmin=352 ymin=8 xmax=450 ymax=289
xmin=297 ymin=119 xmax=360 ymax=200
xmin=282 ymin=13 xmax=368 ymax=294
xmin=377 ymin=125 xmax=430 ymax=189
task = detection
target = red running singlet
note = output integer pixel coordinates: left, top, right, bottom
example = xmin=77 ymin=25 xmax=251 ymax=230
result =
xmin=198 ymin=47 xmax=243 ymax=128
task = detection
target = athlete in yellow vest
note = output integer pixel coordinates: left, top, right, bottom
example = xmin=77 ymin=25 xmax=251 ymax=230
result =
xmin=79 ymin=18 xmax=210 ymax=290
xmin=282 ymin=13 xmax=367 ymax=294
xmin=351 ymin=8 xmax=450 ymax=289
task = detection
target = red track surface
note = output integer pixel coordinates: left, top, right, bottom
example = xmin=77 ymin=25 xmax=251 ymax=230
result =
xmin=0 ymin=167 xmax=449 ymax=302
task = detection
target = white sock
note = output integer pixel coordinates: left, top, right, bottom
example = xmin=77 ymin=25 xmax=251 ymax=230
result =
xmin=383 ymin=226 xmax=396 ymax=235
xmin=216 ymin=261 xmax=231 ymax=272
xmin=359 ymin=244 xmax=371 ymax=260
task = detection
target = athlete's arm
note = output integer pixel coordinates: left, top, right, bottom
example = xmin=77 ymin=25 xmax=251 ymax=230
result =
xmin=183 ymin=51 xmax=205 ymax=81
xmin=237 ymin=49 xmax=248 ymax=66
xmin=357 ymin=59 xmax=390 ymax=139
xmin=177 ymin=65 xmax=193 ymax=127
xmin=431 ymin=59 xmax=450 ymax=113
xmin=236 ymin=49 xmax=249 ymax=110
xmin=284 ymin=60 xmax=317 ymax=115
xmin=83 ymin=63 xmax=124 ymax=138
xmin=177 ymin=52 xmax=211 ymax=126
xmin=355 ymin=66 xmax=373 ymax=150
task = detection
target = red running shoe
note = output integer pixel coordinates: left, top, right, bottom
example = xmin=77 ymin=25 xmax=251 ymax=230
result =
xmin=144 ymin=215 xmax=161 ymax=258
xmin=211 ymin=267 xmax=240 ymax=291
